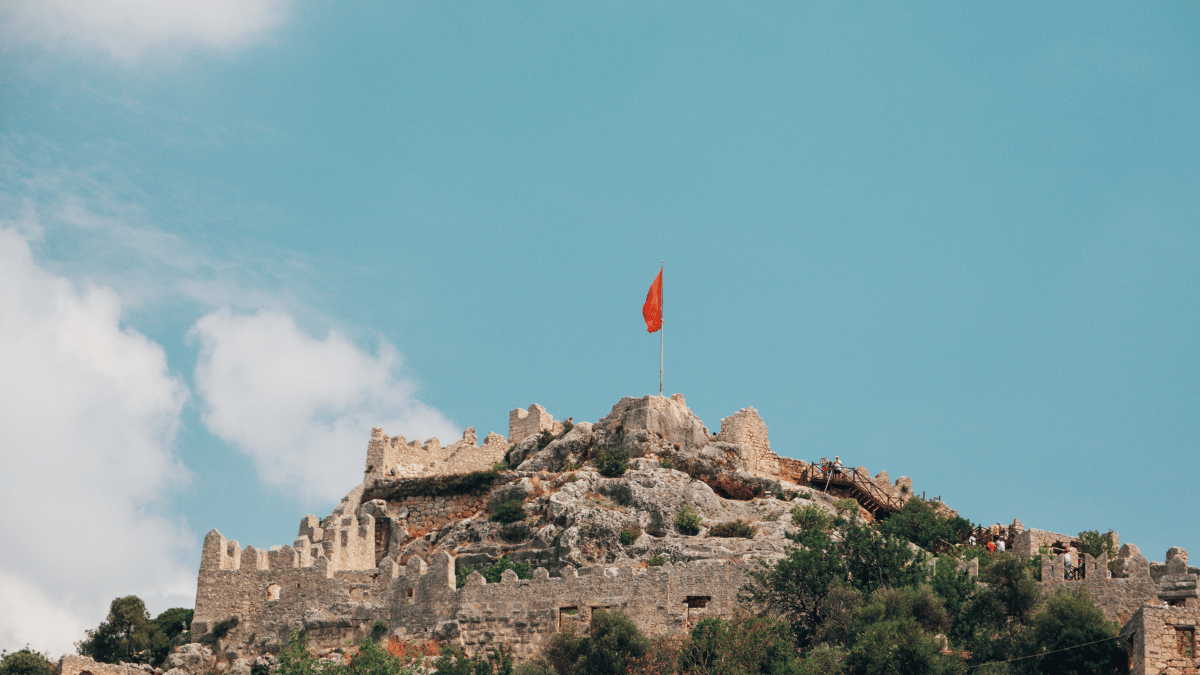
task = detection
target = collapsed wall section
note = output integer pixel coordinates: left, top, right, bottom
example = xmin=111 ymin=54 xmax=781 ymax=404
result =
xmin=365 ymin=427 xmax=508 ymax=482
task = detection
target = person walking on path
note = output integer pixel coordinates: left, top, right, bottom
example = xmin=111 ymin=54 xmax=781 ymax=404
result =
xmin=986 ymin=540 xmax=996 ymax=556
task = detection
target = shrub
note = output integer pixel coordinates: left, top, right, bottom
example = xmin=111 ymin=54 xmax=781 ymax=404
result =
xmin=433 ymin=644 xmax=511 ymax=675
xmin=647 ymin=554 xmax=667 ymax=567
xmin=456 ymin=556 xmax=534 ymax=588
xmin=489 ymin=500 xmax=527 ymax=524
xmin=560 ymin=419 xmax=574 ymax=436
xmin=680 ymin=611 xmax=802 ymax=675
xmin=0 ymin=650 xmax=54 ymax=675
xmin=675 ymin=506 xmax=703 ymax=536
xmin=707 ymin=519 xmax=756 ymax=539
xmin=537 ymin=430 xmax=556 ymax=451
xmin=762 ymin=512 xmax=780 ymax=522
xmin=370 ymin=619 xmax=388 ymax=642
xmin=832 ymin=498 xmax=859 ymax=516
xmin=573 ymin=609 xmax=649 ymax=675
xmin=878 ymin=497 xmax=973 ymax=551
xmin=604 ymin=482 xmax=634 ymax=507
xmin=791 ymin=504 xmax=833 ymax=533
xmin=619 ymin=526 xmax=642 ymax=546
xmin=513 ymin=659 xmax=555 ymax=675
xmin=659 ymin=459 xmax=677 ymax=471
xmin=593 ymin=444 xmax=629 ymax=478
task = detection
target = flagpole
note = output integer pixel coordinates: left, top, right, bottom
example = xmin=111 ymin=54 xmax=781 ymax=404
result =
xmin=659 ymin=260 xmax=664 ymax=397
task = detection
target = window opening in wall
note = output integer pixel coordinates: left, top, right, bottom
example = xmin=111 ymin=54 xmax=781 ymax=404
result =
xmin=685 ymin=596 xmax=711 ymax=628
xmin=558 ymin=607 xmax=579 ymax=631
xmin=267 ymin=584 xmax=281 ymax=601
xmin=1179 ymin=628 xmax=1195 ymax=659
xmin=406 ymin=587 xmax=415 ymax=605
xmin=1168 ymin=599 xmax=1184 ymax=607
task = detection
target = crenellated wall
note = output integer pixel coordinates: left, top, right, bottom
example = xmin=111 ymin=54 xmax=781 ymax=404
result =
xmin=194 ymin=526 xmax=751 ymax=660
xmin=365 ymin=427 xmax=509 ymax=482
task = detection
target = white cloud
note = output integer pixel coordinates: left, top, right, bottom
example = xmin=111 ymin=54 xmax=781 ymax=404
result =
xmin=191 ymin=310 xmax=460 ymax=503
xmin=0 ymin=227 xmax=195 ymax=656
xmin=2 ymin=0 xmax=291 ymax=63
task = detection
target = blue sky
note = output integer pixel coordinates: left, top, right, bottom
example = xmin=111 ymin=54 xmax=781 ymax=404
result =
xmin=1 ymin=1 xmax=1197 ymax=655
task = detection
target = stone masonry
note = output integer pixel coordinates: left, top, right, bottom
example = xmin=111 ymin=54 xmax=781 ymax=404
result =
xmin=1124 ymin=604 xmax=1200 ymax=675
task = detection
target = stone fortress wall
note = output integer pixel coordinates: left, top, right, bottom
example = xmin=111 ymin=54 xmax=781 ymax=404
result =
xmin=193 ymin=528 xmax=749 ymax=658
xmin=189 ymin=394 xmax=1196 ymax=672
xmin=192 ymin=396 xmax=945 ymax=660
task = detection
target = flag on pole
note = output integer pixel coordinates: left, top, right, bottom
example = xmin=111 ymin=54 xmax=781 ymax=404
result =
xmin=643 ymin=268 xmax=662 ymax=333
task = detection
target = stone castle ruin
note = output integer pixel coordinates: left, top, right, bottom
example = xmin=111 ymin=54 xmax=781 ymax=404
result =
xmin=172 ymin=394 xmax=1196 ymax=675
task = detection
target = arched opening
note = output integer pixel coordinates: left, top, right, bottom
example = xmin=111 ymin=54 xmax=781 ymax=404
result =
xmin=267 ymin=584 xmax=281 ymax=601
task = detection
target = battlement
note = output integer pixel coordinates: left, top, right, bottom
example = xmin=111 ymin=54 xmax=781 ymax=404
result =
xmin=1039 ymin=546 xmax=1199 ymax=625
xmin=509 ymin=404 xmax=563 ymax=444
xmin=365 ymin=426 xmax=508 ymax=482
xmin=195 ymin=539 xmax=751 ymax=658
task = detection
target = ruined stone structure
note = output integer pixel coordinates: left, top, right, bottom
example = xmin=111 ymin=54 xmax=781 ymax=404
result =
xmin=1125 ymin=604 xmax=1200 ymax=675
xmin=189 ymin=395 xmax=924 ymax=668
xmin=182 ymin=393 xmax=1193 ymax=673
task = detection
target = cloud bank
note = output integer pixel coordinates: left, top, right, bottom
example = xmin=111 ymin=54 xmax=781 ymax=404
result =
xmin=0 ymin=227 xmax=195 ymax=655
xmin=2 ymin=0 xmax=291 ymax=63
xmin=191 ymin=310 xmax=460 ymax=504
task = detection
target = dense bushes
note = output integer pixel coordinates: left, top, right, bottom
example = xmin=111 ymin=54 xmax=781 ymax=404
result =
xmin=77 ymin=596 xmax=194 ymax=666
xmin=456 ymin=556 xmax=534 ymax=588
xmin=674 ymin=506 xmax=703 ymax=536
xmin=878 ymin=497 xmax=972 ymax=551
xmin=593 ymin=444 xmax=629 ymax=478
xmin=707 ymin=520 xmax=756 ymax=539
xmin=0 ymin=650 xmax=54 ymax=675
xmin=544 ymin=609 xmax=648 ymax=675
xmin=489 ymin=500 xmax=528 ymax=524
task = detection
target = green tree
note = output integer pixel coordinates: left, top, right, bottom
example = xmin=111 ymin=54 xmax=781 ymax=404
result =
xmin=878 ymin=499 xmax=971 ymax=552
xmin=456 ymin=557 xmax=534 ymax=588
xmin=542 ymin=609 xmax=648 ymax=675
xmin=1030 ymin=588 xmax=1125 ymax=675
xmin=843 ymin=587 xmax=962 ymax=675
xmin=78 ymin=596 xmax=151 ymax=664
xmin=0 ymin=649 xmax=54 ymax=675
xmin=680 ymin=611 xmax=802 ymax=675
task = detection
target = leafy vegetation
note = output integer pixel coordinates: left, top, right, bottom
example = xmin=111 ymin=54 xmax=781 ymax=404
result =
xmin=0 ymin=650 xmax=54 ymax=675
xmin=77 ymin=596 xmax=194 ymax=666
xmin=456 ymin=557 xmax=534 ymax=588
xmin=674 ymin=506 xmax=703 ymax=536
xmin=489 ymin=500 xmax=528 ymax=524
xmin=619 ymin=526 xmax=642 ymax=546
xmin=878 ymin=497 xmax=973 ymax=551
xmin=647 ymin=554 xmax=667 ymax=567
xmin=543 ymin=609 xmax=648 ymax=675
xmin=593 ymin=444 xmax=629 ymax=478
xmin=277 ymin=631 xmax=430 ymax=675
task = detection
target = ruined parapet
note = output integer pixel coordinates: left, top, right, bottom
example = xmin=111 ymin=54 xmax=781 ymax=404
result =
xmin=716 ymin=407 xmax=772 ymax=474
xmin=1012 ymin=527 xmax=1070 ymax=558
xmin=366 ymin=427 xmax=507 ymax=481
xmin=509 ymin=404 xmax=561 ymax=443
xmin=60 ymin=655 xmax=147 ymax=675
xmin=1157 ymin=548 xmax=1199 ymax=607
xmin=1123 ymin=604 xmax=1200 ymax=675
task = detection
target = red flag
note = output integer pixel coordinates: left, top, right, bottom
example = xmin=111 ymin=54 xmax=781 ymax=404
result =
xmin=642 ymin=268 xmax=662 ymax=333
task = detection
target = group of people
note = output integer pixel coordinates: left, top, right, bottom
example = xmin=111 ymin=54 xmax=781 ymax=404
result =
xmin=966 ymin=526 xmax=1008 ymax=556
xmin=817 ymin=456 xmax=844 ymax=475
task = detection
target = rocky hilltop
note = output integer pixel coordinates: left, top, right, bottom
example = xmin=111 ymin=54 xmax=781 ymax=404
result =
xmin=98 ymin=393 xmax=1194 ymax=675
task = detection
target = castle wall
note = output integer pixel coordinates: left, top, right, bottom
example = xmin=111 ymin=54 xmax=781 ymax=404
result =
xmin=194 ymin=529 xmax=751 ymax=661
xmin=60 ymin=655 xmax=148 ymax=675
xmin=1041 ymin=552 xmax=1159 ymax=625
xmin=1013 ymin=528 xmax=1071 ymax=558
xmin=716 ymin=408 xmax=772 ymax=474
xmin=509 ymin=405 xmax=559 ymax=444
xmin=365 ymin=427 xmax=508 ymax=482
xmin=1125 ymin=605 xmax=1200 ymax=675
